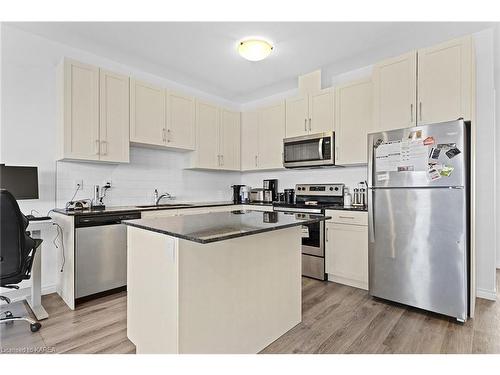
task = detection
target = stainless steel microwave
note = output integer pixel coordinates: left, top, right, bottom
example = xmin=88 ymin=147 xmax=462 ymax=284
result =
xmin=283 ymin=132 xmax=335 ymax=168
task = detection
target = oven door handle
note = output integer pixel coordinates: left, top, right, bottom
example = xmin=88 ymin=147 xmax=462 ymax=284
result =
xmin=318 ymin=138 xmax=324 ymax=160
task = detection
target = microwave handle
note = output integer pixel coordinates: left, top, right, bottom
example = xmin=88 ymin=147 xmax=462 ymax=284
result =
xmin=318 ymin=138 xmax=324 ymax=159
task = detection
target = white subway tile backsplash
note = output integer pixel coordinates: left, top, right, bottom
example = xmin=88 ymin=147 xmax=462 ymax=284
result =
xmin=56 ymin=147 xmax=240 ymax=207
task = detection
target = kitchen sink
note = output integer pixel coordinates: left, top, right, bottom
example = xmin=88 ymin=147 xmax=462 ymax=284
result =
xmin=136 ymin=203 xmax=194 ymax=208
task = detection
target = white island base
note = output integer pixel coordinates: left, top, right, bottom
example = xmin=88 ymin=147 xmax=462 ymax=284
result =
xmin=127 ymin=225 xmax=302 ymax=354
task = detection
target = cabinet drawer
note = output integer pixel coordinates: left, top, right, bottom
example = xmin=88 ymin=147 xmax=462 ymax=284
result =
xmin=325 ymin=210 xmax=367 ymax=226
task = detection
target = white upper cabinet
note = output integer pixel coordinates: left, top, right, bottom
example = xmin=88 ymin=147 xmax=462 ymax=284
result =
xmin=192 ymin=103 xmax=241 ymax=170
xmin=334 ymin=78 xmax=373 ymax=165
xmin=241 ymin=102 xmax=285 ymax=171
xmin=258 ymin=101 xmax=286 ymax=170
xmin=417 ymin=36 xmax=473 ymax=125
xmin=240 ymin=111 xmax=260 ymax=170
xmin=166 ymin=90 xmax=196 ymax=150
xmin=193 ymin=101 xmax=220 ymax=169
xmin=286 ymin=89 xmax=333 ymax=137
xmin=130 ymin=79 xmax=165 ymax=146
xmin=219 ymin=109 xmax=241 ymax=171
xmin=309 ymin=89 xmax=334 ymax=134
xmin=372 ymin=51 xmax=417 ymax=132
xmin=99 ymin=70 xmax=130 ymax=163
xmin=58 ymin=59 xmax=100 ymax=160
xmin=57 ymin=59 xmax=129 ymax=163
xmin=373 ymin=37 xmax=474 ymax=132
xmin=285 ymin=95 xmax=309 ymax=137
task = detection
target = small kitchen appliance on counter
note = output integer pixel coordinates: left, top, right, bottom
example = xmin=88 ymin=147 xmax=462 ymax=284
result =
xmin=284 ymin=189 xmax=295 ymax=204
xmin=263 ymin=179 xmax=278 ymax=201
xmin=231 ymin=184 xmax=248 ymax=204
xmin=250 ymin=188 xmax=273 ymax=203
xmin=273 ymin=183 xmax=345 ymax=280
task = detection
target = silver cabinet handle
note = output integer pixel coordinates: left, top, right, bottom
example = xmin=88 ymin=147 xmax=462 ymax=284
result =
xmin=166 ymin=129 xmax=171 ymax=143
xmin=221 ymin=155 xmax=224 ymax=166
xmin=255 ymin=155 xmax=258 ymax=167
xmin=95 ymin=140 xmax=100 ymax=155
xmin=217 ymin=154 xmax=221 ymax=166
xmin=162 ymin=128 xmax=166 ymax=142
xmin=339 ymin=215 xmax=355 ymax=219
xmin=309 ymin=118 xmax=312 ymax=131
xmin=410 ymin=104 xmax=413 ymax=123
xmin=419 ymin=102 xmax=422 ymax=122
xmin=304 ymin=119 xmax=307 ymax=131
xmin=325 ymin=226 xmax=329 ymax=242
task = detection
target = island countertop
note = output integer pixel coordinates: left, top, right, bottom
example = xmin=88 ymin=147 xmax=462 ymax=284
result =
xmin=123 ymin=210 xmax=330 ymax=244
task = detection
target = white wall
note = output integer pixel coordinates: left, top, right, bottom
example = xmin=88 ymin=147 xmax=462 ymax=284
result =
xmin=0 ymin=24 xmax=241 ymax=293
xmin=473 ymin=29 xmax=497 ymax=300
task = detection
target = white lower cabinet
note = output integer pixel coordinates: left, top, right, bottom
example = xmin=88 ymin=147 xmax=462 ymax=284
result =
xmin=325 ymin=210 xmax=368 ymax=290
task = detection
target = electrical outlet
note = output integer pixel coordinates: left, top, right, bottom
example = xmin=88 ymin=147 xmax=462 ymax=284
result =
xmin=74 ymin=179 xmax=83 ymax=190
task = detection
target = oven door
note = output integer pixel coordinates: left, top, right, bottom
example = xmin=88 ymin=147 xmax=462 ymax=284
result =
xmin=302 ymin=219 xmax=324 ymax=256
xmin=283 ymin=132 xmax=334 ymax=168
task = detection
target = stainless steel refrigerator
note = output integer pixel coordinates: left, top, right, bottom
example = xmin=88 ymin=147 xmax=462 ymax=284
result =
xmin=367 ymin=119 xmax=469 ymax=322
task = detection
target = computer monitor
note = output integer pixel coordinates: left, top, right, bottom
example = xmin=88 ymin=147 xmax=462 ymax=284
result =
xmin=0 ymin=164 xmax=39 ymax=199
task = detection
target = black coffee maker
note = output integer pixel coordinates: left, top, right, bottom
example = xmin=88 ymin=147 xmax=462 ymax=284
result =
xmin=263 ymin=179 xmax=278 ymax=201
xmin=231 ymin=185 xmax=246 ymax=204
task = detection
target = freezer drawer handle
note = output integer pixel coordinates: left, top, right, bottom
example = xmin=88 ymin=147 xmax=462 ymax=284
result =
xmin=338 ymin=215 xmax=354 ymax=219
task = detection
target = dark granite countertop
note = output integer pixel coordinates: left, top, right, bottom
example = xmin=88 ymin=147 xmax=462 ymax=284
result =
xmin=123 ymin=210 xmax=329 ymax=244
xmin=324 ymin=206 xmax=368 ymax=212
xmin=52 ymin=201 xmax=273 ymax=216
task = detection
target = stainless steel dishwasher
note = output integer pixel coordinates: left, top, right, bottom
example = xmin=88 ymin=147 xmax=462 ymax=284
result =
xmin=74 ymin=212 xmax=141 ymax=301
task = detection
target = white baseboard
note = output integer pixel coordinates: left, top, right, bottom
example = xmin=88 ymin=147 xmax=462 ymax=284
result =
xmin=0 ymin=284 xmax=57 ymax=304
xmin=327 ymin=273 xmax=368 ymax=291
xmin=476 ymin=287 xmax=497 ymax=301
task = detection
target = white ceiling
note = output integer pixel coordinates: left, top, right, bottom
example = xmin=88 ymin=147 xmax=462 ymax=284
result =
xmin=7 ymin=22 xmax=496 ymax=103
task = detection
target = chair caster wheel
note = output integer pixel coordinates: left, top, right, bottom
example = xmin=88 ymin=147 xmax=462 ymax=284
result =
xmin=30 ymin=322 xmax=41 ymax=332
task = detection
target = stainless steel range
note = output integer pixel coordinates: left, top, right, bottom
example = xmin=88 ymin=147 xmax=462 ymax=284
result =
xmin=273 ymin=183 xmax=344 ymax=280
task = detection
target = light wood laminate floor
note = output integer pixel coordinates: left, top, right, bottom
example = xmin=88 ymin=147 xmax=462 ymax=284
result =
xmin=1 ymin=271 xmax=499 ymax=354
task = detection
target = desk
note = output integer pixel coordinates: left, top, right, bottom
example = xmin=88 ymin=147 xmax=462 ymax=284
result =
xmin=26 ymin=219 xmax=53 ymax=320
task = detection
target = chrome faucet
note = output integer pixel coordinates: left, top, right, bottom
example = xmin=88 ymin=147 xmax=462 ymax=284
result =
xmin=154 ymin=189 xmax=175 ymax=205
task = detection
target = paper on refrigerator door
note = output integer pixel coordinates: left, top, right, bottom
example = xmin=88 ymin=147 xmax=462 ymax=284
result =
xmin=375 ymin=142 xmax=401 ymax=172
xmin=399 ymin=140 xmax=428 ymax=172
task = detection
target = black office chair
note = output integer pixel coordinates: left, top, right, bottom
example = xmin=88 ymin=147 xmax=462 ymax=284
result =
xmin=0 ymin=189 xmax=42 ymax=332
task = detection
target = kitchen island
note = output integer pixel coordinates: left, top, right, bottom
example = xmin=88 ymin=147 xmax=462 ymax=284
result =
xmin=123 ymin=210 xmax=329 ymax=354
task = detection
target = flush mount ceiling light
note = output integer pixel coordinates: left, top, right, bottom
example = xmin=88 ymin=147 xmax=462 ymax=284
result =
xmin=238 ymin=39 xmax=274 ymax=61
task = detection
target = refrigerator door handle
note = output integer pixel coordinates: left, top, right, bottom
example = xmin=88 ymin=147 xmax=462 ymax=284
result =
xmin=368 ymin=188 xmax=375 ymax=243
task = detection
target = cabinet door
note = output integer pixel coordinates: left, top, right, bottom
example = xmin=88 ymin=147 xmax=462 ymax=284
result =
xmin=309 ymin=89 xmax=334 ymax=134
xmin=417 ymin=36 xmax=473 ymax=125
xmin=130 ymin=79 xmax=165 ymax=146
xmin=219 ymin=109 xmax=241 ymax=170
xmin=335 ymin=78 xmax=372 ymax=165
xmin=99 ymin=70 xmax=130 ymax=163
xmin=166 ymin=90 xmax=195 ymax=150
xmin=325 ymin=222 xmax=368 ymax=290
xmin=285 ymin=95 xmax=308 ymax=137
xmin=259 ymin=102 xmax=285 ymax=169
xmin=373 ymin=51 xmax=417 ymax=132
xmin=241 ymin=111 xmax=260 ymax=171
xmin=194 ymin=101 xmax=220 ymax=169
xmin=62 ymin=59 xmax=100 ymax=160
